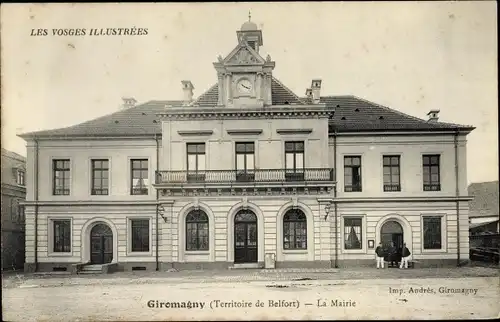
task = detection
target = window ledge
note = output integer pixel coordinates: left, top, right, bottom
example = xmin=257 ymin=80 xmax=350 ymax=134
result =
xmin=185 ymin=251 xmax=210 ymax=255
xmin=342 ymin=249 xmax=365 ymax=254
xmin=127 ymin=251 xmax=153 ymax=257
xmin=282 ymin=249 xmax=308 ymax=254
xmin=48 ymin=252 xmax=73 ymax=257
xmin=421 ymin=249 xmax=447 ymax=254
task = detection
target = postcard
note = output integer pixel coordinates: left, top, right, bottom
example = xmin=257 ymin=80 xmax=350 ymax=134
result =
xmin=1 ymin=2 xmax=498 ymax=321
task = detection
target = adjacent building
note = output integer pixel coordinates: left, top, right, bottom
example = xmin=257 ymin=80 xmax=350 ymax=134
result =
xmin=468 ymin=181 xmax=499 ymax=235
xmin=1 ymin=148 xmax=26 ymax=271
xmin=19 ymin=19 xmax=475 ymax=273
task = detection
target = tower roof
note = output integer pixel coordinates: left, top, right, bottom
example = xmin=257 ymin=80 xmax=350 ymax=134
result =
xmin=241 ymin=11 xmax=258 ymax=31
xmin=241 ymin=20 xmax=258 ymax=31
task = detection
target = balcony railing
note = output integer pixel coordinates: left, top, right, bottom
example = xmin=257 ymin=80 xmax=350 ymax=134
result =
xmin=423 ymin=184 xmax=441 ymax=191
xmin=383 ymin=184 xmax=401 ymax=192
xmin=155 ymin=168 xmax=335 ymax=185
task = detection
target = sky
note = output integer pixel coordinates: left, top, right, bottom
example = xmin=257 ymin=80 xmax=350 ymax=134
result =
xmin=1 ymin=2 xmax=497 ymax=184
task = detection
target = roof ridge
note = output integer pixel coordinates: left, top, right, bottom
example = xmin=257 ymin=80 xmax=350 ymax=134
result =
xmin=271 ymin=76 xmax=306 ymax=104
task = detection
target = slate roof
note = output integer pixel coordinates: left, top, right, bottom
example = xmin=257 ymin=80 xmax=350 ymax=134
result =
xmin=319 ymin=96 xmax=473 ymax=132
xmin=468 ymin=181 xmax=499 ymax=218
xmin=18 ymin=79 xmax=474 ymax=139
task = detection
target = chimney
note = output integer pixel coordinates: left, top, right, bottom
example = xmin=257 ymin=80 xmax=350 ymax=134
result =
xmin=427 ymin=109 xmax=440 ymax=122
xmin=311 ymin=79 xmax=322 ymax=104
xmin=181 ymin=80 xmax=194 ymax=105
xmin=305 ymin=88 xmax=312 ymax=100
xmin=121 ymin=97 xmax=137 ymax=109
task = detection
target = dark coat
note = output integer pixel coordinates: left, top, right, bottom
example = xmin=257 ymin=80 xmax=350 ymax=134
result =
xmin=375 ymin=246 xmax=385 ymax=257
xmin=402 ymin=247 xmax=411 ymax=257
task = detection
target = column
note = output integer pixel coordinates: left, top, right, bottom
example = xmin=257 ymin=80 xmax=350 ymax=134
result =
xmin=256 ymin=72 xmax=262 ymax=100
xmin=217 ymin=72 xmax=224 ymax=105
xmin=225 ymin=72 xmax=232 ymax=103
xmin=265 ymin=73 xmax=272 ymax=104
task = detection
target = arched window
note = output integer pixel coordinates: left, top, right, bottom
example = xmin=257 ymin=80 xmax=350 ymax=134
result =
xmin=186 ymin=210 xmax=209 ymax=251
xmin=283 ymin=209 xmax=307 ymax=250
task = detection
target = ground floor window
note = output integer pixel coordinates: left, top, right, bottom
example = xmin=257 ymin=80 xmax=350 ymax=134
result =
xmin=53 ymin=220 xmax=71 ymax=252
xmin=131 ymin=219 xmax=150 ymax=252
xmin=186 ymin=210 xmax=209 ymax=251
xmin=344 ymin=217 xmax=362 ymax=249
xmin=283 ymin=209 xmax=307 ymax=250
xmin=423 ymin=216 xmax=442 ymax=249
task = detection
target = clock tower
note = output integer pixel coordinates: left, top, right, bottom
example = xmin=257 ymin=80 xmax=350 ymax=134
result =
xmin=213 ymin=15 xmax=275 ymax=108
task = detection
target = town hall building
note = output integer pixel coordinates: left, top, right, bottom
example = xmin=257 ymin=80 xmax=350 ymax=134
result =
xmin=19 ymin=18 xmax=475 ymax=273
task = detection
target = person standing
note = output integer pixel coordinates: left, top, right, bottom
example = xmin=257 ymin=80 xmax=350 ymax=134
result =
xmin=388 ymin=241 xmax=397 ymax=267
xmin=400 ymin=242 xmax=411 ymax=269
xmin=375 ymin=242 xmax=385 ymax=269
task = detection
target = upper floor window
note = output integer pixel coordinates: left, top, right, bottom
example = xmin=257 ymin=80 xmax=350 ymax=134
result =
xmin=423 ymin=216 xmax=442 ymax=250
xmin=185 ymin=210 xmax=209 ymax=251
xmin=53 ymin=219 xmax=71 ymax=253
xmin=187 ymin=143 xmax=205 ymax=182
xmin=285 ymin=141 xmax=305 ymax=181
xmin=17 ymin=204 xmax=25 ymax=224
xmin=53 ymin=159 xmax=70 ymax=195
xmin=131 ymin=219 xmax=150 ymax=252
xmin=423 ymin=155 xmax=440 ymax=191
xmin=283 ymin=209 xmax=307 ymax=250
xmin=235 ymin=142 xmax=255 ymax=182
xmin=131 ymin=159 xmax=148 ymax=195
xmin=16 ymin=169 xmax=25 ymax=186
xmin=344 ymin=156 xmax=362 ymax=192
xmin=383 ymin=155 xmax=401 ymax=192
xmin=344 ymin=217 xmax=362 ymax=250
xmin=91 ymin=159 xmax=109 ymax=195
xmin=10 ymin=199 xmax=18 ymax=222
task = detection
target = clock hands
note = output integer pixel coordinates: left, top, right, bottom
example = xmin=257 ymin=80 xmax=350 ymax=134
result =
xmin=241 ymin=84 xmax=250 ymax=90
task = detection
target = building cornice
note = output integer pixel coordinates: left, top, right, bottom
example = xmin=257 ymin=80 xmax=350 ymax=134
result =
xmin=226 ymin=129 xmax=263 ymax=135
xmin=20 ymin=200 xmax=163 ymax=206
xmin=177 ymin=130 xmax=214 ymax=136
xmin=156 ymin=105 xmax=332 ymax=120
xmin=277 ymin=128 xmax=313 ymax=135
xmin=334 ymin=196 xmax=474 ymax=203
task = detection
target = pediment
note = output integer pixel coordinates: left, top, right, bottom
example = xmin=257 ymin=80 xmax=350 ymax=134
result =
xmin=223 ymin=44 xmax=265 ymax=66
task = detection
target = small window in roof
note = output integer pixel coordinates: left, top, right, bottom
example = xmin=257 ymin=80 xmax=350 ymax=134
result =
xmin=336 ymin=104 xmax=340 ymax=107
xmin=379 ymin=116 xmax=384 ymax=120
xmin=114 ymin=120 xmax=119 ymax=124
xmin=355 ymin=108 xmax=360 ymax=112
xmin=341 ymin=117 xmax=346 ymax=120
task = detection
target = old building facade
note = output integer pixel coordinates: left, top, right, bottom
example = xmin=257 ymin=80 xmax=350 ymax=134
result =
xmin=1 ymin=148 xmax=26 ymax=270
xmin=20 ymin=19 xmax=474 ymax=272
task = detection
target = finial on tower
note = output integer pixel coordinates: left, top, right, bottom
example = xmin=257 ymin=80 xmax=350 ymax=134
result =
xmin=248 ymin=10 xmax=251 ymax=22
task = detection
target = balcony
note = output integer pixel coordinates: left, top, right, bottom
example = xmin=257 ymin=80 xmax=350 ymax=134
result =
xmin=155 ymin=168 xmax=335 ymax=186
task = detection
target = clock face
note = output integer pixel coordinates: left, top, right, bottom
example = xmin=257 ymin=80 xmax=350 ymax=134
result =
xmin=237 ymin=79 xmax=253 ymax=94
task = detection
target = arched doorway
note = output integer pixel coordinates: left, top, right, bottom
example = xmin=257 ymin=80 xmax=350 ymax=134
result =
xmin=234 ymin=210 xmax=258 ymax=263
xmin=380 ymin=220 xmax=403 ymax=264
xmin=90 ymin=223 xmax=113 ymax=264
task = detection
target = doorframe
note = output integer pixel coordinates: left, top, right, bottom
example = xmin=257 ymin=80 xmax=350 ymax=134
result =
xmin=227 ymin=201 xmax=265 ymax=263
xmin=234 ymin=212 xmax=258 ymax=263
xmin=375 ymin=214 xmax=413 ymax=257
xmin=90 ymin=224 xmax=114 ymax=264
xmin=81 ymin=218 xmax=118 ymax=264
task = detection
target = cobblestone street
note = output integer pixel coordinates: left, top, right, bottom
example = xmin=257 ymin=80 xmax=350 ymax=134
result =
xmin=2 ymin=266 xmax=498 ymax=288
